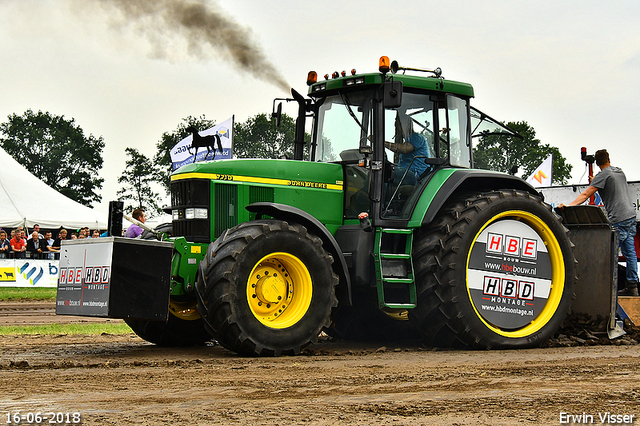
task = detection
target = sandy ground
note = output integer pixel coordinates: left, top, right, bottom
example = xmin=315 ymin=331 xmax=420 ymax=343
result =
xmin=1 ymin=302 xmax=640 ymax=425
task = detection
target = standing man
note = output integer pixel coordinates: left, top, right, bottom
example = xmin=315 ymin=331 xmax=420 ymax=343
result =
xmin=124 ymin=209 xmax=146 ymax=238
xmin=0 ymin=231 xmax=10 ymax=258
xmin=26 ymin=231 xmax=45 ymax=258
xmin=44 ymin=231 xmax=55 ymax=259
xmin=27 ymin=224 xmax=43 ymax=240
xmin=10 ymin=229 xmax=27 ymax=258
xmin=561 ymin=149 xmax=638 ymax=296
xmin=51 ymin=229 xmax=68 ymax=251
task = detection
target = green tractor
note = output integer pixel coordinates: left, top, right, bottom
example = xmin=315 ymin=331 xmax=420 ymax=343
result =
xmin=60 ymin=57 xmax=577 ymax=356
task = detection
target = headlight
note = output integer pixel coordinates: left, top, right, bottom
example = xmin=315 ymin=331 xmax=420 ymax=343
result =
xmin=185 ymin=208 xmax=195 ymax=219
xmin=194 ymin=208 xmax=208 ymax=219
xmin=172 ymin=209 xmax=180 ymax=220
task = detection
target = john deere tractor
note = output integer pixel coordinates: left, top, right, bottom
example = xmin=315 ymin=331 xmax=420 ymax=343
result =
xmin=57 ymin=57 xmax=576 ymax=356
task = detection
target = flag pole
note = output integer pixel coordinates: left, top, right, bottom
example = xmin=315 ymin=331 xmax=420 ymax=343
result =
xmin=231 ymin=115 xmax=235 ymax=159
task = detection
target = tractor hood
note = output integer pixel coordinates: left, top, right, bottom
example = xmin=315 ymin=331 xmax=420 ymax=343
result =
xmin=170 ymin=159 xmax=345 ymax=237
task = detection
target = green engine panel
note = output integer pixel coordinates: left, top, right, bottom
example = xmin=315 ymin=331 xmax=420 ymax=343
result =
xmin=171 ymin=159 xmax=345 ymax=237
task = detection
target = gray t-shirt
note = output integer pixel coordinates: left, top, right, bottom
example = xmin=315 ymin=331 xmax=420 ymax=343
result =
xmin=590 ymin=166 xmax=636 ymax=224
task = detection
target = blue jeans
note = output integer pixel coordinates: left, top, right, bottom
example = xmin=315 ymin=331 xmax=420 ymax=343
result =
xmin=393 ymin=167 xmax=417 ymax=185
xmin=612 ymin=217 xmax=638 ymax=283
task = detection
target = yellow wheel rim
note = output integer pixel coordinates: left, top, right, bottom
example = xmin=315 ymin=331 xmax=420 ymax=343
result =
xmin=168 ymin=299 xmax=201 ymax=321
xmin=246 ymin=252 xmax=313 ymax=329
xmin=466 ymin=210 xmax=566 ymax=338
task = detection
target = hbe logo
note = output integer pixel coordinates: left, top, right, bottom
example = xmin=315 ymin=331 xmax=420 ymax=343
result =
xmin=486 ymin=232 xmax=537 ymax=260
xmin=60 ymin=267 xmax=110 ymax=285
xmin=483 ymin=276 xmax=535 ymax=300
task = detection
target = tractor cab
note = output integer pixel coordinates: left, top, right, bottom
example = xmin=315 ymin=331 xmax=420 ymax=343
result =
xmin=297 ymin=57 xmax=474 ymax=224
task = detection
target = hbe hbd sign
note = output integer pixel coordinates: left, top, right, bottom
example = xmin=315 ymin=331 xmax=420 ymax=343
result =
xmin=56 ymin=237 xmax=173 ymax=321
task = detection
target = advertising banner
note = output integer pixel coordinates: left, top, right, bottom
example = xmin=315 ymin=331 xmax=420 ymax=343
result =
xmin=56 ymin=239 xmax=114 ymax=316
xmin=0 ymin=259 xmax=59 ymax=287
xmin=170 ymin=117 xmax=234 ymax=171
xmin=466 ymin=219 xmax=551 ymax=329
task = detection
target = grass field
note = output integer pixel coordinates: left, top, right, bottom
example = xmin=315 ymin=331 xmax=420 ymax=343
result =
xmin=0 ymin=287 xmax=133 ymax=335
xmin=0 ymin=287 xmax=56 ymax=301
xmin=0 ymin=322 xmax=133 ymax=336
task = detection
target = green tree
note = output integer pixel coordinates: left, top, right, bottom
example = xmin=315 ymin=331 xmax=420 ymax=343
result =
xmin=117 ymin=147 xmax=163 ymax=217
xmin=473 ymin=121 xmax=572 ymax=184
xmin=154 ymin=115 xmax=216 ymax=193
xmin=233 ymin=113 xmax=309 ymax=159
xmin=0 ymin=109 xmax=105 ymax=206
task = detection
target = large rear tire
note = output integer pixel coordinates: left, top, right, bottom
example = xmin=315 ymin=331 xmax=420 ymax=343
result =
xmin=125 ymin=299 xmax=212 ymax=346
xmin=408 ymin=190 xmax=575 ymax=349
xmin=125 ymin=223 xmax=212 ymax=346
xmin=197 ymin=220 xmax=338 ymax=356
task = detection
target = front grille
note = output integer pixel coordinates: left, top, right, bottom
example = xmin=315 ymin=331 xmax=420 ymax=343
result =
xmin=171 ymin=179 xmax=211 ymax=243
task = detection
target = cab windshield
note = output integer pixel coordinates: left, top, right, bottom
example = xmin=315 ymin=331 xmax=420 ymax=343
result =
xmin=312 ymin=90 xmax=471 ymax=168
xmin=313 ymin=91 xmax=374 ymax=163
xmin=311 ymin=87 xmax=471 ymax=220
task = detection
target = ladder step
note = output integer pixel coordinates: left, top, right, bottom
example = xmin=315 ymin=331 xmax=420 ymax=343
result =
xmin=375 ymin=227 xmax=417 ymax=309
xmin=382 ymin=278 xmax=414 ymax=284
xmin=380 ymin=253 xmax=411 ymax=260
xmin=381 ymin=228 xmax=413 ymax=235
xmin=384 ymin=302 xmax=417 ymax=309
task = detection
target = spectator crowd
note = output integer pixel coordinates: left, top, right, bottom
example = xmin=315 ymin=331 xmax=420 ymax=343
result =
xmin=0 ymin=225 xmax=105 ymax=260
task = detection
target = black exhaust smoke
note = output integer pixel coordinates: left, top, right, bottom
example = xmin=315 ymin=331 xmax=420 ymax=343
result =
xmin=93 ymin=0 xmax=290 ymax=92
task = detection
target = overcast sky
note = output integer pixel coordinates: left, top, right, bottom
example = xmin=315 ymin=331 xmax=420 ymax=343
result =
xmin=1 ymin=0 xmax=639 ymax=214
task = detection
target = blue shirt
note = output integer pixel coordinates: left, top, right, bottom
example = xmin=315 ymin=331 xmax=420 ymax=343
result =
xmin=398 ymin=133 xmax=431 ymax=176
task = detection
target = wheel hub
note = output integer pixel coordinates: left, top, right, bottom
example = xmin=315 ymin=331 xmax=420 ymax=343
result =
xmin=169 ymin=299 xmax=201 ymax=321
xmin=246 ymin=253 xmax=312 ymax=329
xmin=254 ymin=268 xmax=287 ymax=305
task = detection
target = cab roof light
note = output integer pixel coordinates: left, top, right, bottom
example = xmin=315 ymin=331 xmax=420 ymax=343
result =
xmin=324 ymin=74 xmax=329 ymax=80
xmin=307 ymin=71 xmax=318 ymax=86
xmin=379 ymin=56 xmax=390 ymax=74
xmin=332 ymin=71 xmax=339 ymax=79
xmin=312 ymin=83 xmax=326 ymax=92
xmin=341 ymin=70 xmax=346 ymax=77
xmin=351 ymin=69 xmax=356 ymax=75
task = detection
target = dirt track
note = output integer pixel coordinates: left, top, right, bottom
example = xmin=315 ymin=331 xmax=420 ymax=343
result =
xmin=1 ymin=302 xmax=640 ymax=425
xmin=0 ymin=301 xmax=124 ymax=325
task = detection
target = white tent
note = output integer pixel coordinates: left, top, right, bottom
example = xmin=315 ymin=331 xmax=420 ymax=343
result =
xmin=0 ymin=147 xmax=107 ymax=230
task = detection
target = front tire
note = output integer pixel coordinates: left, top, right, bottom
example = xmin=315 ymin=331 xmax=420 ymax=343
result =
xmin=125 ymin=223 xmax=212 ymax=346
xmin=197 ymin=220 xmax=338 ymax=356
xmin=409 ymin=190 xmax=575 ymax=349
xmin=125 ymin=299 xmax=212 ymax=346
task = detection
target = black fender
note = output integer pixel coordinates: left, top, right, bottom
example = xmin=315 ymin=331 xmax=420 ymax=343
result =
xmin=246 ymin=202 xmax=352 ymax=306
xmin=420 ymin=169 xmax=540 ymax=226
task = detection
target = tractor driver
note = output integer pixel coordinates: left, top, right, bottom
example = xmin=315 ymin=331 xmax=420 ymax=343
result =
xmin=384 ymin=110 xmax=432 ymax=185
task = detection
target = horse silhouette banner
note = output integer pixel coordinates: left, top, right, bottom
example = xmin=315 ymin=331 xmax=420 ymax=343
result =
xmin=170 ymin=117 xmax=233 ymax=171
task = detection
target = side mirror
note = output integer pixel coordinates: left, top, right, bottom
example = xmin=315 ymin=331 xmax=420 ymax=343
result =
xmin=382 ymin=81 xmax=403 ymax=108
xmin=359 ymin=145 xmax=373 ymax=155
xmin=271 ymin=102 xmax=283 ymax=127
